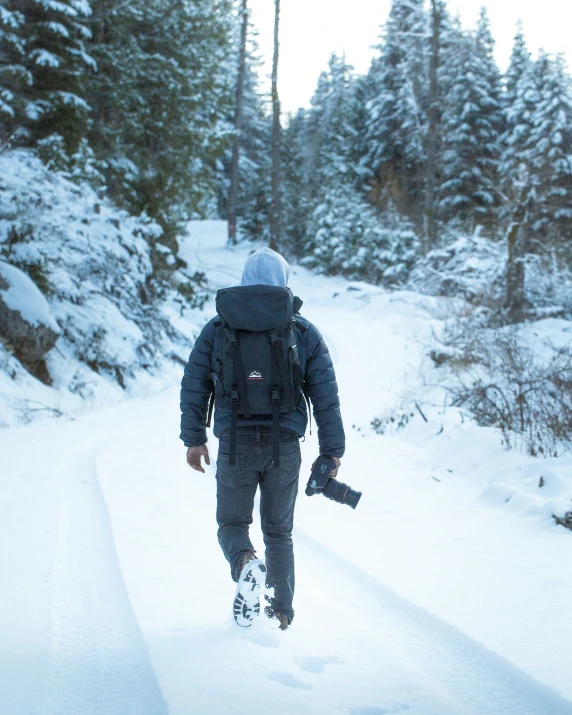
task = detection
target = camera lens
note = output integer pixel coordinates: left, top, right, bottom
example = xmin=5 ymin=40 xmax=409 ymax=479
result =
xmin=345 ymin=488 xmax=362 ymax=510
xmin=323 ymin=479 xmax=362 ymax=509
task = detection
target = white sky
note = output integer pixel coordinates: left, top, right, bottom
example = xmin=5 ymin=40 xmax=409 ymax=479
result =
xmin=248 ymin=0 xmax=572 ymax=115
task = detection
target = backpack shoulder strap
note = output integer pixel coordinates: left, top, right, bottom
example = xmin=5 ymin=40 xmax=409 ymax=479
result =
xmin=223 ymin=327 xmax=251 ymax=465
xmin=268 ymin=328 xmax=292 ymax=468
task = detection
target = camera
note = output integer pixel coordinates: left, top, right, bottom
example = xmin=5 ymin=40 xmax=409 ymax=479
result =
xmin=305 ymin=456 xmax=362 ymax=509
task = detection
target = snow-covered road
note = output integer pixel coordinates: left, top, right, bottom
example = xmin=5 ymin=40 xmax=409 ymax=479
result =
xmin=1 ymin=221 xmax=572 ymax=714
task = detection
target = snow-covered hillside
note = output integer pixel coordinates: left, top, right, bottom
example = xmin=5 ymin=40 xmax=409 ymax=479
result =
xmin=0 ymin=151 xmax=206 ymax=428
xmin=1 ymin=222 xmax=572 ymax=715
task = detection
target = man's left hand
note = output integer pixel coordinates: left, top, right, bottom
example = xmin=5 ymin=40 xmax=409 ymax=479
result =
xmin=311 ymin=455 xmax=341 ymax=479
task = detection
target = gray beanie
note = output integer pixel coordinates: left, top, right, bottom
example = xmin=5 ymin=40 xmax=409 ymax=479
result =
xmin=241 ymin=247 xmax=290 ymax=287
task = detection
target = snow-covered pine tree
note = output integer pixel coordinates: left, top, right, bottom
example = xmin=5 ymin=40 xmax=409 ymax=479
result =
xmin=227 ymin=0 xmax=249 ymax=244
xmin=503 ymin=21 xmax=531 ymax=112
xmin=312 ymin=54 xmax=360 ymax=189
xmin=500 ymin=35 xmax=543 ymax=322
xmin=87 ymin=0 xmax=235 ymax=240
xmin=423 ymin=0 xmax=449 ymax=250
xmin=361 ymin=0 xmax=428 ymax=222
xmin=269 ymin=0 xmax=281 ymax=250
xmin=301 ymin=54 xmax=363 ymax=268
xmin=499 ymin=26 xmax=534 ymax=212
xmin=1 ymin=0 xmax=95 ymax=152
xmin=501 ymin=49 xmax=572 ymax=251
xmin=305 ymin=182 xmax=420 ymax=285
xmin=438 ymin=8 xmax=503 ymax=231
xmin=281 ymin=107 xmax=313 ymax=257
xmin=292 ymin=51 xmax=422 ymax=283
xmin=0 ymin=3 xmax=27 ymax=137
xmin=282 ymin=52 xmax=362 ymax=264
xmin=527 ymin=52 xmax=572 ymax=249
xmin=233 ymin=29 xmax=272 ymax=243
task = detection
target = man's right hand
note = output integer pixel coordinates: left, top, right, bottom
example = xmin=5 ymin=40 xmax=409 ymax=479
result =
xmin=186 ymin=445 xmax=210 ymax=473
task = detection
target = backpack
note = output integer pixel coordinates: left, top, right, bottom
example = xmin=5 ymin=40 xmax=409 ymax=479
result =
xmin=209 ymin=285 xmax=305 ymax=468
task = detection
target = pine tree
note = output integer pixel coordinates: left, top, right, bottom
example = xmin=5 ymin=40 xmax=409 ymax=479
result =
xmin=501 ymin=50 xmax=572 ymax=246
xmin=282 ymin=108 xmax=313 ymax=256
xmin=503 ymin=21 xmax=531 ymax=111
xmin=500 ymin=35 xmax=542 ymax=321
xmin=362 ymin=0 xmax=428 ymax=221
xmin=282 ymin=53 xmax=362 ymax=260
xmin=87 ymin=0 xmax=235 ymax=240
xmin=305 ymin=184 xmax=420 ymax=285
xmin=312 ymin=53 xmax=360 ymax=188
xmin=424 ymin=0 xmax=448 ymax=250
xmin=0 ymin=3 xmax=27 ymax=136
xmin=227 ymin=0 xmax=248 ymax=244
xmin=438 ymin=9 xmax=503 ymax=230
xmin=270 ymin=0 xmax=281 ymax=250
xmin=528 ymin=53 xmax=572 ymax=246
xmin=499 ymin=26 xmax=534 ymax=209
xmin=234 ymin=31 xmax=272 ymax=243
xmin=1 ymin=0 xmax=95 ymax=151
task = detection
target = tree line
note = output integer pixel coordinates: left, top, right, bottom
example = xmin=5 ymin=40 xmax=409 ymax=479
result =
xmin=2 ymin=0 xmax=572 ymax=325
xmin=0 ymin=0 xmax=236 ymax=245
xmin=273 ymin=1 xmax=572 ymax=322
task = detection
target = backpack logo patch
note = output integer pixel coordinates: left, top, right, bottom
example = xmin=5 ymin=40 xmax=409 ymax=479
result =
xmin=248 ymin=370 xmax=263 ymax=380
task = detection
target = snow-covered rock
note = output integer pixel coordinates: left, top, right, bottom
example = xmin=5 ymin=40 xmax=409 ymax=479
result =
xmin=0 ymin=261 xmax=60 ymax=364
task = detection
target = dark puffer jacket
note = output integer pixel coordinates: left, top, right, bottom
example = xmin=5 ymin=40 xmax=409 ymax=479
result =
xmin=179 ymin=314 xmax=345 ymax=458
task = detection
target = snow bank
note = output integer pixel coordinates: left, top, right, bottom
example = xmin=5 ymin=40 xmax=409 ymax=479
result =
xmin=0 ymin=150 xmax=205 ymax=426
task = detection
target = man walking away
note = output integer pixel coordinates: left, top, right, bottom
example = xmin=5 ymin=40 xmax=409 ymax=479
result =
xmin=180 ymin=247 xmax=345 ymax=630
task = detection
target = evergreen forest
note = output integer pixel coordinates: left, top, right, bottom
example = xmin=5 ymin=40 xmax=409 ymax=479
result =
xmin=1 ymin=0 xmax=572 ymax=322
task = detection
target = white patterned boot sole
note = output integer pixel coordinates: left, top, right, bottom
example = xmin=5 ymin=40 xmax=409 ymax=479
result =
xmin=233 ymin=559 xmax=267 ymax=627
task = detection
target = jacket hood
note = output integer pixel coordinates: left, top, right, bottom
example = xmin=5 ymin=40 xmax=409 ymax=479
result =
xmin=241 ymin=247 xmax=290 ymax=287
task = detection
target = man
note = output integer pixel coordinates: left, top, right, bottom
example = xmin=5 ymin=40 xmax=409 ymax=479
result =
xmin=180 ymin=247 xmax=345 ymax=630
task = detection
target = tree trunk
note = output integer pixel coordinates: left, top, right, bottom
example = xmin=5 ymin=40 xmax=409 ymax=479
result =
xmin=505 ymin=195 xmax=530 ymax=323
xmin=424 ymin=0 xmax=442 ymax=252
xmin=227 ymin=0 xmax=249 ymax=245
xmin=270 ymin=0 xmax=281 ymax=251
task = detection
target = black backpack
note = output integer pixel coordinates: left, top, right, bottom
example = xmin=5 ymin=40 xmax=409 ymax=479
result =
xmin=209 ymin=285 xmax=305 ymax=467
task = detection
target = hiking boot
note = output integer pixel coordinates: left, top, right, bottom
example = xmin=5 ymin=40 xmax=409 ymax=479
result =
xmin=238 ymin=550 xmax=257 ymax=574
xmin=264 ymin=605 xmax=291 ymax=631
xmin=233 ymin=556 xmax=266 ymax=628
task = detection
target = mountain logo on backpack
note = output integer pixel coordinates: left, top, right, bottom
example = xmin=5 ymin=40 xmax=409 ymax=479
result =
xmin=248 ymin=370 xmax=263 ymax=380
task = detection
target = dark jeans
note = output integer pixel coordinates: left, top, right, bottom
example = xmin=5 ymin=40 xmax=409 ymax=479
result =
xmin=215 ymin=426 xmax=302 ymax=621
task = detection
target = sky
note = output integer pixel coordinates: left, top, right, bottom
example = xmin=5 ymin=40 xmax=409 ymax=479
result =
xmin=248 ymin=0 xmax=572 ymax=115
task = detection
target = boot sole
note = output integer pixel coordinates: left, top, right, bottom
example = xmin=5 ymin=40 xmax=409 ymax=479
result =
xmin=233 ymin=559 xmax=267 ymax=627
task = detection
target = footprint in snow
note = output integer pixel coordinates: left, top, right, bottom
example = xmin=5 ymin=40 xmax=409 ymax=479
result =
xmin=295 ymin=654 xmax=345 ymax=673
xmin=267 ymin=671 xmax=313 ymax=690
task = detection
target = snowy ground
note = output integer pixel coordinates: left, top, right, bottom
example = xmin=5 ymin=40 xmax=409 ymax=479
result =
xmin=1 ymin=221 xmax=572 ymax=715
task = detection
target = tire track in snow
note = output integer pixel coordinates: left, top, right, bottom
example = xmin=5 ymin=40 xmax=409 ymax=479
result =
xmin=296 ymin=529 xmax=572 ymax=715
xmin=46 ymin=440 xmax=167 ymax=715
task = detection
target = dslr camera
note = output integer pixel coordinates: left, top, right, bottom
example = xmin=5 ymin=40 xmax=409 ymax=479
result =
xmin=305 ymin=456 xmax=362 ymax=509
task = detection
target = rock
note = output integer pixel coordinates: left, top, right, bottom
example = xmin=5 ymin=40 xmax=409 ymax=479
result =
xmin=0 ymin=261 xmax=60 ymax=365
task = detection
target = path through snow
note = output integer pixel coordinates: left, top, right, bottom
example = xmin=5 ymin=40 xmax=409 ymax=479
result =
xmin=1 ymin=221 xmax=571 ymax=714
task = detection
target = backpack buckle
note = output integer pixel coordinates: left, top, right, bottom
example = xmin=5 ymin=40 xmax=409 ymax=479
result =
xmin=269 ymin=330 xmax=280 ymax=347
xmin=227 ymin=329 xmax=238 ymax=348
xmin=231 ymin=388 xmax=239 ymax=404
xmin=271 ymin=387 xmax=280 ymax=404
